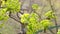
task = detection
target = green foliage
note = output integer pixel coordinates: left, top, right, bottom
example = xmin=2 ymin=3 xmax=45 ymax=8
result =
xmin=26 ymin=22 xmax=42 ymax=34
xmin=21 ymin=13 xmax=39 ymax=23
xmin=40 ymin=19 xmax=53 ymax=28
xmin=0 ymin=1 xmax=57 ymax=34
xmin=21 ymin=13 xmax=30 ymax=23
xmin=0 ymin=0 xmax=21 ymax=21
xmin=21 ymin=13 xmax=43 ymax=34
xmin=32 ymin=4 xmax=41 ymax=13
xmin=21 ymin=12 xmax=54 ymax=34
xmin=32 ymin=4 xmax=39 ymax=10
xmin=1 ymin=0 xmax=21 ymax=13
xmin=0 ymin=0 xmax=21 ymax=29
xmin=0 ymin=8 xmax=9 ymax=21
xmin=57 ymin=29 xmax=60 ymax=34
xmin=29 ymin=13 xmax=39 ymax=23
xmin=45 ymin=10 xmax=56 ymax=18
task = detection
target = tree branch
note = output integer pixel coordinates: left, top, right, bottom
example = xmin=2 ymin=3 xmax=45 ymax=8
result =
xmin=47 ymin=0 xmax=58 ymax=33
xmin=9 ymin=11 xmax=23 ymax=25
xmin=17 ymin=12 xmax=21 ymax=19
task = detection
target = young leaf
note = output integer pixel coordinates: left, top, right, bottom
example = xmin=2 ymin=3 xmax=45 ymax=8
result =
xmin=45 ymin=10 xmax=56 ymax=18
xmin=40 ymin=19 xmax=53 ymax=28
xmin=32 ymin=4 xmax=39 ymax=10
xmin=5 ymin=0 xmax=21 ymax=13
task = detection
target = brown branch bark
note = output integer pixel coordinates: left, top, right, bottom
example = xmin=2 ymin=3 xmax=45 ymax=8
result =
xmin=17 ymin=12 xmax=21 ymax=19
xmin=9 ymin=11 xmax=23 ymax=25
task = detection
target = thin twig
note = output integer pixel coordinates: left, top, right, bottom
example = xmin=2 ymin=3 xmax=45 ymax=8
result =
xmin=9 ymin=11 xmax=23 ymax=25
xmin=33 ymin=9 xmax=42 ymax=21
xmin=17 ymin=12 xmax=21 ymax=19
xmin=47 ymin=0 xmax=58 ymax=33
xmin=29 ymin=0 xmax=33 ymax=13
xmin=48 ymin=28 xmax=55 ymax=34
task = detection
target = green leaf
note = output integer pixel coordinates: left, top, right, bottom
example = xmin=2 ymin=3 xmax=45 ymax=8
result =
xmin=5 ymin=0 xmax=21 ymax=13
xmin=45 ymin=10 xmax=56 ymax=18
xmin=21 ymin=13 xmax=42 ymax=34
xmin=40 ymin=19 xmax=53 ymax=28
xmin=32 ymin=4 xmax=39 ymax=10
xmin=0 ymin=8 xmax=9 ymax=21
xmin=21 ymin=13 xmax=30 ymax=23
